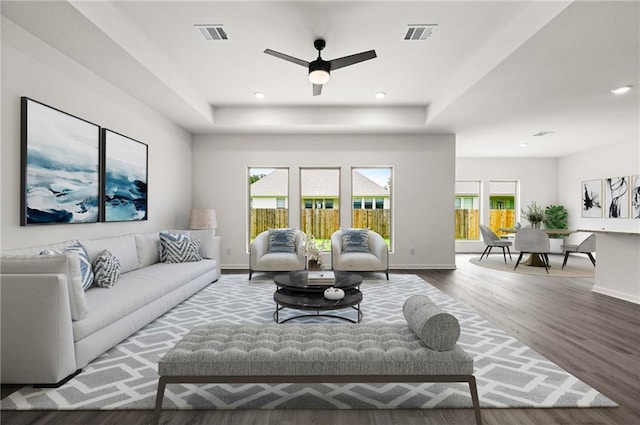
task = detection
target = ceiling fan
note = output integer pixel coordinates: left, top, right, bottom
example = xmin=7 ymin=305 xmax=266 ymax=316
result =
xmin=264 ymin=39 xmax=377 ymax=96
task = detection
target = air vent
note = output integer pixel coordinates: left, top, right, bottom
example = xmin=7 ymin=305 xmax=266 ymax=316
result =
xmin=533 ymin=131 xmax=555 ymax=137
xmin=195 ymin=25 xmax=228 ymax=41
xmin=404 ymin=24 xmax=437 ymax=41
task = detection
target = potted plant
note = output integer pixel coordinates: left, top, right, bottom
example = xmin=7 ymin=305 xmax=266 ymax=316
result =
xmin=521 ymin=201 xmax=544 ymax=228
xmin=544 ymin=204 xmax=569 ymax=253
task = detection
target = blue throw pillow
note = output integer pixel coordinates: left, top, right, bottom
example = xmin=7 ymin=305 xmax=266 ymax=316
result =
xmin=159 ymin=232 xmax=203 ymax=263
xmin=268 ymin=228 xmax=297 ymax=253
xmin=342 ymin=229 xmax=370 ymax=253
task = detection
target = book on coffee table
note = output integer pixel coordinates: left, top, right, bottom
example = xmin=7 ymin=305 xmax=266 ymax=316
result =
xmin=307 ymin=271 xmax=335 ymax=284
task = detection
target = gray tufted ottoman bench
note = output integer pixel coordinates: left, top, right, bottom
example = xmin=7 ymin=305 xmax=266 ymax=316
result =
xmin=152 ymin=295 xmax=482 ymax=425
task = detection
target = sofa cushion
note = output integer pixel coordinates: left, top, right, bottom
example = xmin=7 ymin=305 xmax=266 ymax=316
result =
xmin=80 ymin=235 xmax=138 ymax=274
xmin=268 ymin=228 xmax=296 ymax=253
xmin=135 ymin=232 xmax=161 ymax=267
xmin=92 ymin=250 xmax=121 ymax=288
xmin=0 ymin=253 xmax=89 ymax=320
xmin=342 ymin=229 xmax=370 ymax=253
xmin=73 ymin=259 xmax=217 ymax=341
xmin=403 ymin=294 xmax=460 ymax=352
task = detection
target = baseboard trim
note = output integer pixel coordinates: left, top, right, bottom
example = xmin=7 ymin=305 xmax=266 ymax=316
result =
xmin=592 ymin=286 xmax=640 ymax=305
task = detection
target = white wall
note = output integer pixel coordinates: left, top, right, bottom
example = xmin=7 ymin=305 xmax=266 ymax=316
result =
xmin=1 ymin=18 xmax=193 ymax=249
xmin=455 ymin=157 xmax=559 ymax=252
xmin=192 ymin=133 xmax=456 ymax=269
xmin=558 ymin=140 xmax=640 ymax=233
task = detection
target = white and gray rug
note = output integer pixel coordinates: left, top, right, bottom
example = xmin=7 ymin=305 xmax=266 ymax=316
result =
xmin=1 ymin=273 xmax=616 ymax=410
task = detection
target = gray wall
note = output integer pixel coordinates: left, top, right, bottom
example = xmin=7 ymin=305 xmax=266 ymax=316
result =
xmin=192 ymin=133 xmax=456 ymax=269
xmin=1 ymin=18 xmax=193 ymax=249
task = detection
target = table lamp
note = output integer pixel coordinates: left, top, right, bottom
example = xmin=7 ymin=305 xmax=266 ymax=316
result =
xmin=189 ymin=209 xmax=217 ymax=230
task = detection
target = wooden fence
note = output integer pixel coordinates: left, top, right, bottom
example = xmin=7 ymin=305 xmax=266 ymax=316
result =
xmin=455 ymin=209 xmax=515 ymax=239
xmin=250 ymin=209 xmax=288 ymax=239
xmin=489 ymin=209 xmax=515 ymax=236
xmin=455 ymin=209 xmax=479 ymax=240
xmin=250 ymin=208 xmax=391 ymax=240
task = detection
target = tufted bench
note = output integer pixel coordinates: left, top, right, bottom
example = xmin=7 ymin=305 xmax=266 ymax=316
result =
xmin=151 ymin=295 xmax=482 ymax=425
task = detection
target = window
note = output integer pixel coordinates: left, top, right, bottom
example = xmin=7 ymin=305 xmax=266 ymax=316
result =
xmin=300 ymin=168 xmax=340 ymax=251
xmin=455 ymin=181 xmax=480 ymax=240
xmin=352 ymin=167 xmax=392 ymax=250
xmin=489 ymin=181 xmax=517 ymax=237
xmin=248 ymin=168 xmax=288 ymax=243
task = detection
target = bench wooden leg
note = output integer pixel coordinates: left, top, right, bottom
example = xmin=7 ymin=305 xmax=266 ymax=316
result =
xmin=468 ymin=375 xmax=483 ymax=425
xmin=151 ymin=377 xmax=167 ymax=425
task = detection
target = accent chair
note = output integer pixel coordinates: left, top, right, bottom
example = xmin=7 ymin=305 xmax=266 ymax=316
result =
xmin=479 ymin=224 xmax=512 ymax=263
xmin=249 ymin=228 xmax=306 ymax=280
xmin=331 ymin=228 xmax=389 ymax=280
xmin=514 ymin=228 xmax=551 ymax=273
xmin=561 ymin=233 xmax=596 ymax=269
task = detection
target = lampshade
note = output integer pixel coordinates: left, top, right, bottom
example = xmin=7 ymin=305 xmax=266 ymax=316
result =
xmin=189 ymin=209 xmax=217 ymax=230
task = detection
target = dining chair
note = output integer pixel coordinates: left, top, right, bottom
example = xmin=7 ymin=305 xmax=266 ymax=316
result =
xmin=479 ymin=224 xmax=512 ymax=263
xmin=514 ymin=228 xmax=551 ymax=273
xmin=561 ymin=233 xmax=596 ymax=269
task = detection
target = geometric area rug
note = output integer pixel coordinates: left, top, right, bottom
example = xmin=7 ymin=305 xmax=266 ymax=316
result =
xmin=1 ymin=274 xmax=616 ymax=410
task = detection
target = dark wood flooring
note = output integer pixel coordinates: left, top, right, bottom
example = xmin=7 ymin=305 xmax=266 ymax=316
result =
xmin=2 ymin=254 xmax=639 ymax=425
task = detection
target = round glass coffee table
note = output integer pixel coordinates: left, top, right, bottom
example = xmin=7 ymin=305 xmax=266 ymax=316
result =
xmin=273 ymin=270 xmax=363 ymax=324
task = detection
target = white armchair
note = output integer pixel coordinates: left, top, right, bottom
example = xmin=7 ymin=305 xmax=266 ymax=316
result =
xmin=249 ymin=228 xmax=306 ymax=280
xmin=331 ymin=229 xmax=389 ymax=280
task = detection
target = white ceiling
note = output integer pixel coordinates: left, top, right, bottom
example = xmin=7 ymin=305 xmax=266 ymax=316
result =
xmin=2 ymin=1 xmax=638 ymax=158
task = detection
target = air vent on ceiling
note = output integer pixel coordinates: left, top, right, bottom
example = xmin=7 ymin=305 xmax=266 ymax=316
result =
xmin=195 ymin=25 xmax=228 ymax=41
xmin=533 ymin=131 xmax=555 ymax=137
xmin=404 ymin=24 xmax=437 ymax=41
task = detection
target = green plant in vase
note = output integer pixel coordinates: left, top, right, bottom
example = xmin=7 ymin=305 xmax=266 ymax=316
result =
xmin=544 ymin=205 xmax=568 ymax=238
xmin=521 ymin=201 xmax=544 ymax=228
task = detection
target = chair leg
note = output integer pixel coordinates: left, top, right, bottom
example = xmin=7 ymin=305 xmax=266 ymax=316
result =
xmin=561 ymin=252 xmax=570 ymax=270
xmin=501 ymin=247 xmax=507 ymax=264
xmin=506 ymin=246 xmax=512 ymax=261
xmin=542 ymin=253 xmax=550 ymax=274
xmin=514 ymin=252 xmax=524 ymax=270
xmin=587 ymin=253 xmax=596 ymax=267
xmin=479 ymin=245 xmax=490 ymax=261
xmin=249 ymin=270 xmax=253 ymax=281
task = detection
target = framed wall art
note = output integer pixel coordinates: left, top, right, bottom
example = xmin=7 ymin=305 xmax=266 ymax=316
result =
xmin=101 ymin=129 xmax=148 ymax=222
xmin=604 ymin=176 xmax=629 ymax=218
xmin=581 ymin=179 xmax=602 ymax=218
xmin=631 ymin=175 xmax=640 ymax=219
xmin=20 ymin=97 xmax=101 ymax=225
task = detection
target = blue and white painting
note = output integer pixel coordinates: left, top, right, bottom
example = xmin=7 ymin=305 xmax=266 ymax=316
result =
xmin=103 ymin=130 xmax=148 ymax=222
xmin=22 ymin=98 xmax=100 ymax=225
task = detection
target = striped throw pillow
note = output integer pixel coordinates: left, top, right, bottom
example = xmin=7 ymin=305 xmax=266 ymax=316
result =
xmin=41 ymin=242 xmax=94 ymax=291
xmin=93 ymin=250 xmax=121 ymax=288
xmin=159 ymin=232 xmax=203 ymax=263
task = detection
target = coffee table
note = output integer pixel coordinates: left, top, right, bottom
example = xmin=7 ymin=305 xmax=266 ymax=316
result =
xmin=273 ymin=271 xmax=363 ymax=324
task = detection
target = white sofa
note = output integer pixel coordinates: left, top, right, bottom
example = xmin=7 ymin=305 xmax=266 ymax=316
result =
xmin=0 ymin=230 xmax=221 ymax=386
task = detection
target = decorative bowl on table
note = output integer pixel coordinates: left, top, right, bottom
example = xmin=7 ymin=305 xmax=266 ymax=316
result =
xmin=324 ymin=287 xmax=345 ymax=300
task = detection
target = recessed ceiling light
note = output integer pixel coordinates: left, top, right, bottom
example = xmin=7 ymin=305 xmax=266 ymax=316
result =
xmin=611 ymin=85 xmax=632 ymax=95
xmin=520 ymin=142 xmax=528 ymax=148
xmin=254 ymin=92 xmax=265 ymax=99
xmin=375 ymin=92 xmax=386 ymax=99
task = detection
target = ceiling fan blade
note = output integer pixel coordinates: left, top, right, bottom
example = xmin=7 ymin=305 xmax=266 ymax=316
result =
xmin=264 ymin=49 xmax=309 ymax=67
xmin=313 ymin=84 xmax=323 ymax=96
xmin=329 ymin=50 xmax=377 ymax=71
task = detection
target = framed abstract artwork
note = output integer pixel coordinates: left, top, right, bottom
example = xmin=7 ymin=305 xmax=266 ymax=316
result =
xmin=604 ymin=176 xmax=629 ymax=218
xmin=101 ymin=129 xmax=148 ymax=222
xmin=20 ymin=97 xmax=101 ymax=225
xmin=581 ymin=179 xmax=602 ymax=218
xmin=631 ymin=175 xmax=640 ymax=219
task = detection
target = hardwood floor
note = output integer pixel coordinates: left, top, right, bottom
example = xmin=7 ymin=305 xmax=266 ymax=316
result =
xmin=2 ymin=254 xmax=639 ymax=425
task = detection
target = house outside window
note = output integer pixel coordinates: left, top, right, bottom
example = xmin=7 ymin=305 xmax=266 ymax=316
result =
xmin=352 ymin=168 xmax=392 ymax=250
xmin=248 ymin=168 xmax=289 ymax=243
xmin=300 ymin=168 xmax=340 ymax=250
xmin=489 ymin=181 xmax=517 ymax=236
xmin=455 ymin=181 xmax=480 ymax=240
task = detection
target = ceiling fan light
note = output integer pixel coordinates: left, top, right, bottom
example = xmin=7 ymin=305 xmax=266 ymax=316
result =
xmin=309 ymin=69 xmax=330 ymax=85
xmin=611 ymin=85 xmax=632 ymax=95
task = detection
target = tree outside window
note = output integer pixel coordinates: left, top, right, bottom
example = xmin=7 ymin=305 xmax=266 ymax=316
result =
xmin=248 ymin=168 xmax=289 ymax=243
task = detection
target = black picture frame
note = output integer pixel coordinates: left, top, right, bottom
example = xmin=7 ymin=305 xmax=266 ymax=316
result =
xmin=20 ymin=97 xmax=101 ymax=225
xmin=101 ymin=129 xmax=148 ymax=222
